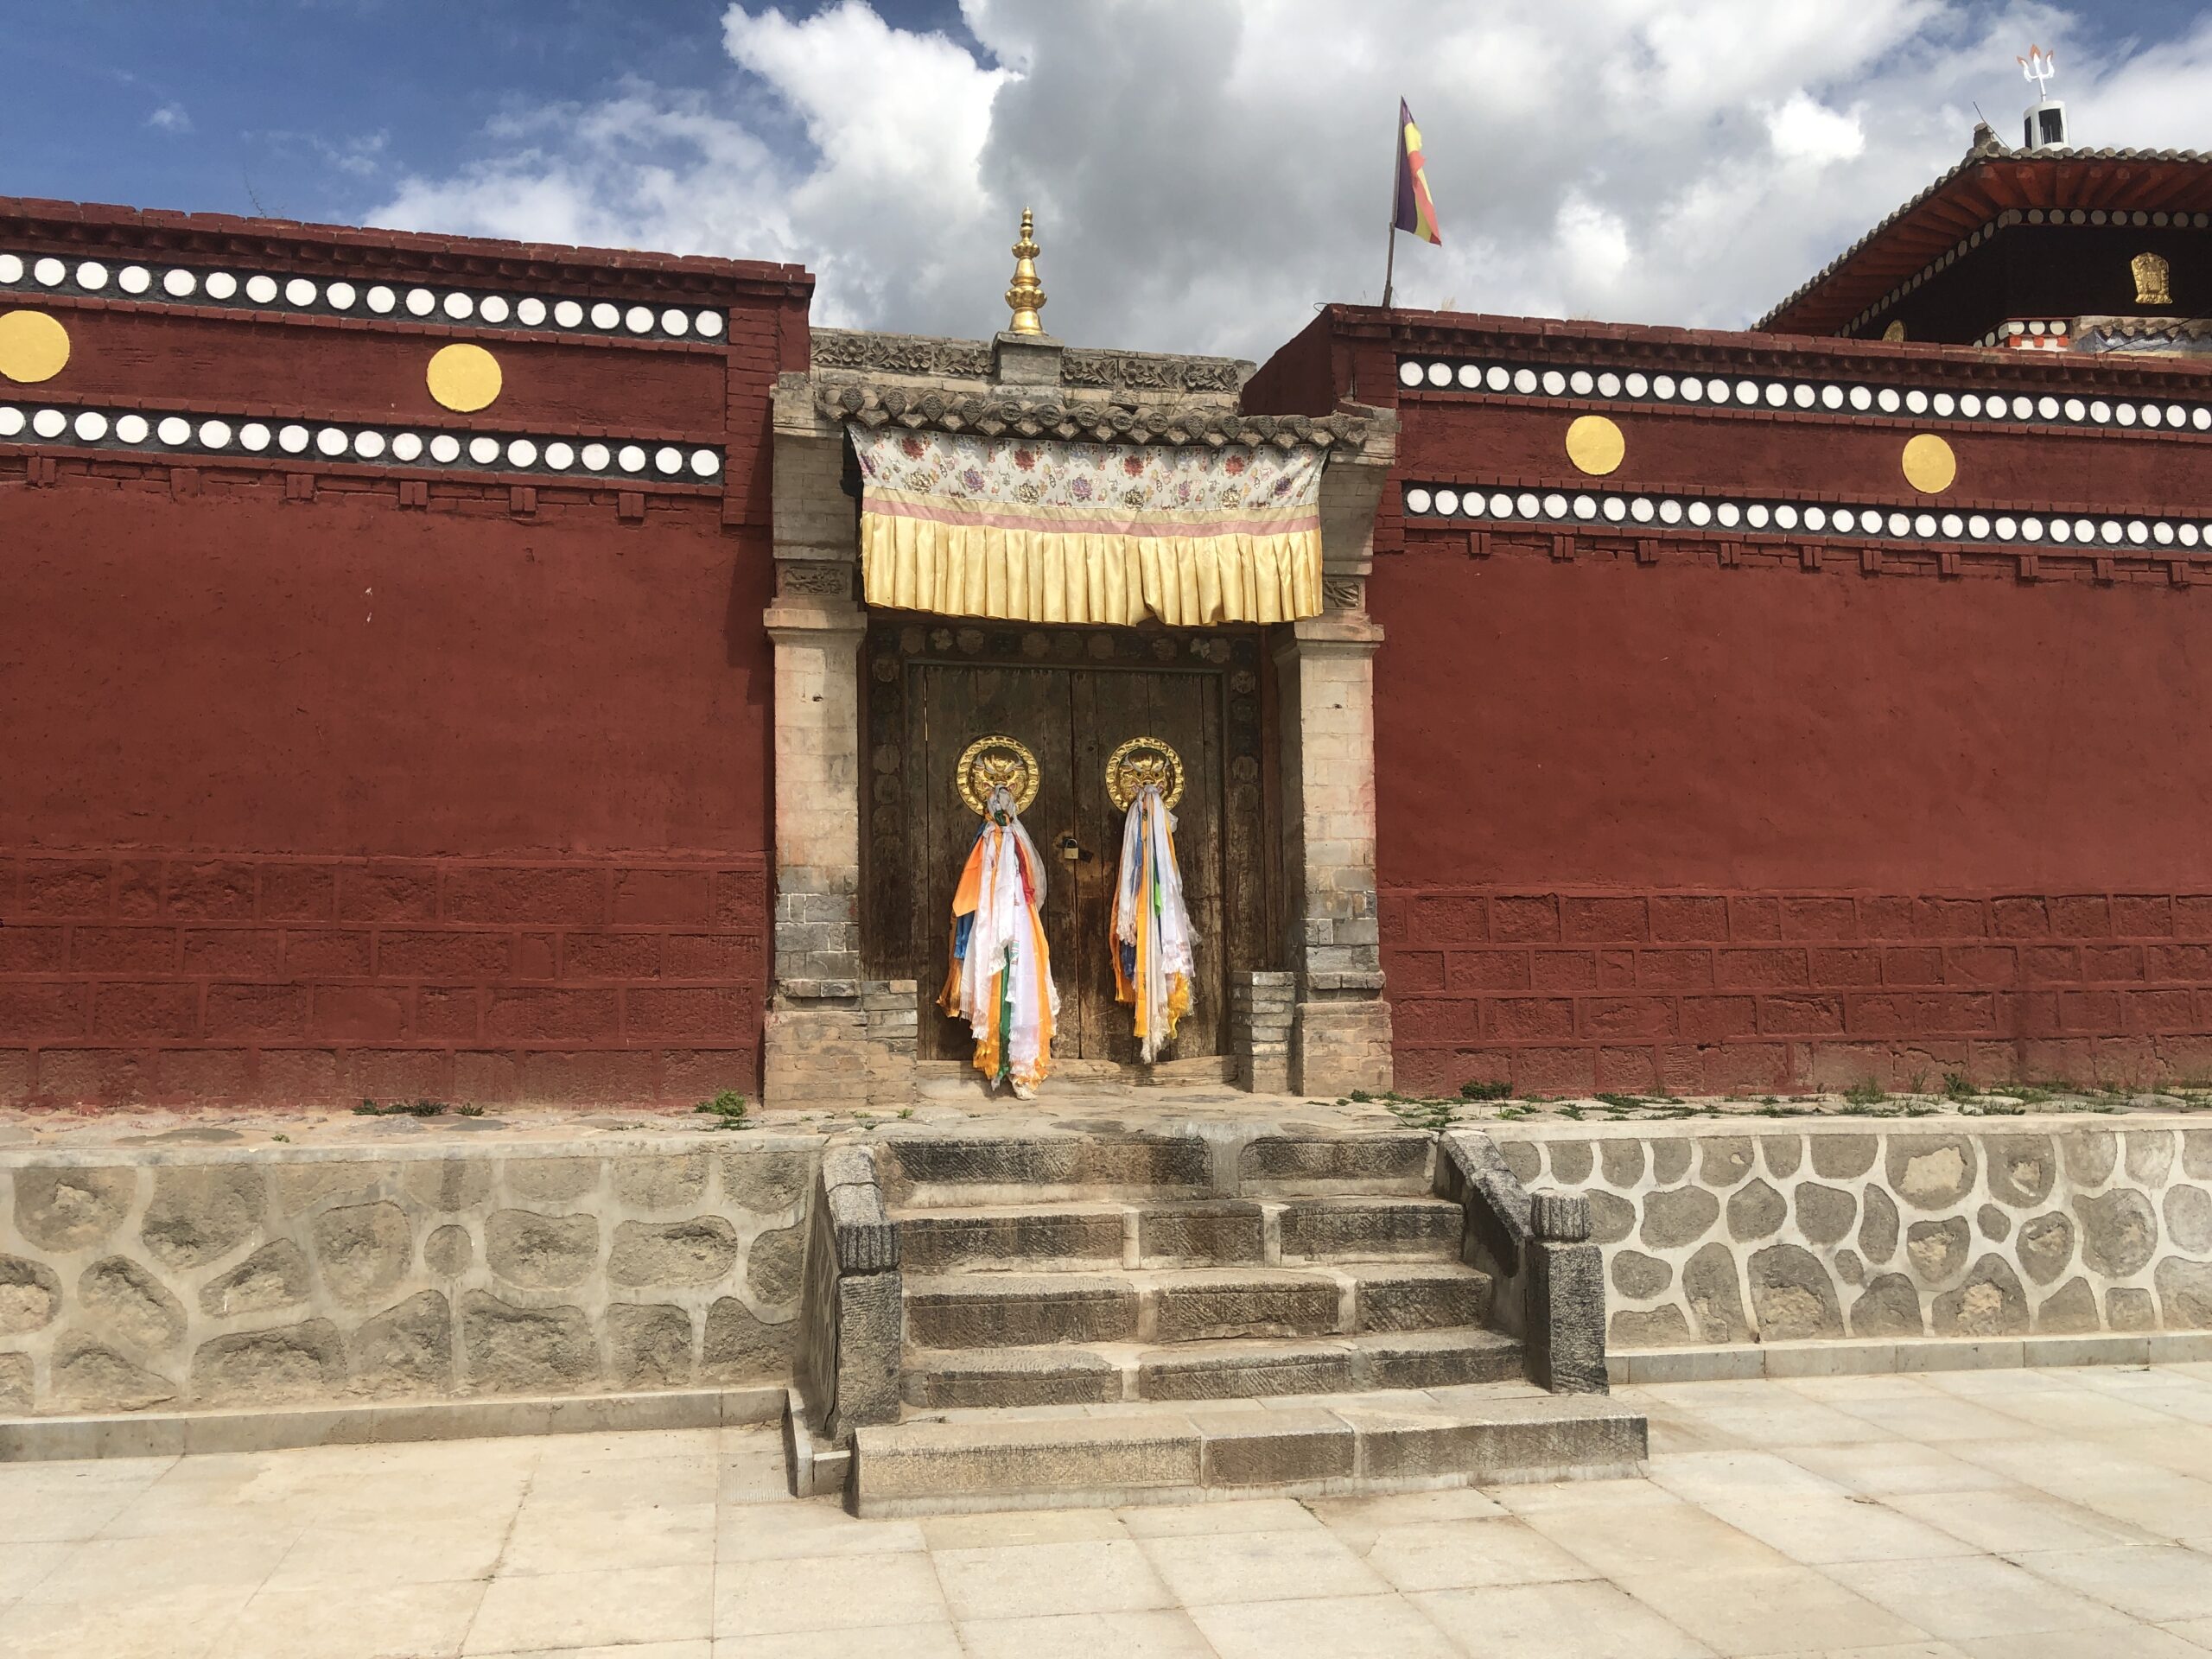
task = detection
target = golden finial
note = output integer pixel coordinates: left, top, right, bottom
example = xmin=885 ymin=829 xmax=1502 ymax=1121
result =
xmin=1004 ymin=207 xmax=1046 ymax=335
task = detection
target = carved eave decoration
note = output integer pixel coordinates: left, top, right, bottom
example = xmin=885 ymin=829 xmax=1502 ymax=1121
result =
xmin=2077 ymin=315 xmax=2212 ymax=343
xmin=815 ymin=382 xmax=1377 ymax=452
xmin=811 ymin=328 xmax=1247 ymax=394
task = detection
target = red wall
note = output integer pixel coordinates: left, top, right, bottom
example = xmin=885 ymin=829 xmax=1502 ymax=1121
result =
xmin=1376 ymin=543 xmax=2212 ymax=1094
xmin=0 ymin=212 xmax=804 ymax=1109
xmin=1252 ymin=307 xmax=2212 ymax=1094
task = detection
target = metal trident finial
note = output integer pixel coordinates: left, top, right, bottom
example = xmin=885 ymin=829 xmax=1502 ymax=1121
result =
xmin=2018 ymin=43 xmax=2056 ymax=97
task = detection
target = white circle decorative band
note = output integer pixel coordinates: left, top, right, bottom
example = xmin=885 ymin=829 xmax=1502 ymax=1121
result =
xmin=1395 ymin=357 xmax=2212 ymax=439
xmin=1402 ymin=482 xmax=2209 ymax=552
xmin=0 ymin=251 xmax=728 ymax=345
xmin=0 ymin=398 xmax=726 ymax=483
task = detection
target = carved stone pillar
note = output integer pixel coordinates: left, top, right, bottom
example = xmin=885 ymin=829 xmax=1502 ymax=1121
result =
xmin=763 ymin=374 xmax=873 ymax=1106
xmin=1268 ymin=409 xmax=1397 ymax=1097
xmin=1274 ymin=613 xmax=1392 ymax=1096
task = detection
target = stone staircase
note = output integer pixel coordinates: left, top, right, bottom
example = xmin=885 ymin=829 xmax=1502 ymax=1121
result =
xmin=809 ymin=1127 xmax=1645 ymax=1516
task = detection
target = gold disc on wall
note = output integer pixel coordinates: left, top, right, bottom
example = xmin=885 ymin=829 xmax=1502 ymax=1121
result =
xmin=957 ymin=734 xmax=1040 ymax=817
xmin=426 ymin=342 xmax=504 ymax=413
xmin=1901 ymin=432 xmax=1957 ymax=495
xmin=1105 ymin=736 xmax=1185 ymax=811
xmin=1564 ymin=413 xmax=1625 ymax=477
xmin=0 ymin=310 xmax=71 ymax=384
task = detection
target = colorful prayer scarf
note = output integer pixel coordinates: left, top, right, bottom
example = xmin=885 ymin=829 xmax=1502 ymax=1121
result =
xmin=1112 ymin=785 xmax=1195 ymax=1061
xmin=939 ymin=786 xmax=1058 ymax=1096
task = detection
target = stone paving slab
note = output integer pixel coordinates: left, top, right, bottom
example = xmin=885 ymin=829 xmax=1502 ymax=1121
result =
xmin=14 ymin=1081 xmax=2205 ymax=1161
xmin=9 ymin=1368 xmax=2212 ymax=1655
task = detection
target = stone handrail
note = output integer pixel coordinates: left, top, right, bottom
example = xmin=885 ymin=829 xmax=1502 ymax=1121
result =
xmin=794 ymin=1143 xmax=903 ymax=1441
xmin=1439 ymin=1128 xmax=1609 ymax=1394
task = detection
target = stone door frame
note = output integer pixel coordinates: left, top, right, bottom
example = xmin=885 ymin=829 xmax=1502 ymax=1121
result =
xmin=761 ymin=353 xmax=1400 ymax=1106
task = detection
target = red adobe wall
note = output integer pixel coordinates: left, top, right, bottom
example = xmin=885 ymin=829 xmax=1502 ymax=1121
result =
xmin=1255 ymin=305 xmax=2212 ymax=1094
xmin=0 ymin=201 xmax=811 ymax=1109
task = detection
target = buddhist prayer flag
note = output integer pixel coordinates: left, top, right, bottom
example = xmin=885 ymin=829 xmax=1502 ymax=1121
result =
xmin=1394 ymin=99 xmax=1441 ymax=246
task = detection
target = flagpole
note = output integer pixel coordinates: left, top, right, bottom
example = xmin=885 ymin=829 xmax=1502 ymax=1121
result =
xmin=1382 ymin=106 xmax=1400 ymax=309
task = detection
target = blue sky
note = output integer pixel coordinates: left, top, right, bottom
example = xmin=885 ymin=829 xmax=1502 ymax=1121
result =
xmin=5 ymin=2 xmax=2210 ymax=355
xmin=1 ymin=2 xmax=969 ymax=225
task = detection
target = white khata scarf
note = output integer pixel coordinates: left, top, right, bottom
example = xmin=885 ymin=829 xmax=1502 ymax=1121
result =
xmin=1112 ymin=785 xmax=1196 ymax=1061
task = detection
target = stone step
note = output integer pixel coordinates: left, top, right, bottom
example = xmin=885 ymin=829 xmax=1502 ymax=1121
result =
xmin=893 ymin=1195 xmax=1466 ymax=1274
xmin=879 ymin=1135 xmax=1215 ymax=1206
xmin=1279 ymin=1196 xmax=1465 ymax=1262
xmin=876 ymin=1130 xmax=1436 ymax=1207
xmin=849 ymin=1385 xmax=1649 ymax=1516
xmin=901 ymin=1328 xmax=1525 ymax=1409
xmin=901 ymin=1262 xmax=1491 ymax=1350
xmin=897 ymin=1203 xmax=1130 ymax=1273
xmin=1236 ymin=1133 xmax=1435 ymax=1198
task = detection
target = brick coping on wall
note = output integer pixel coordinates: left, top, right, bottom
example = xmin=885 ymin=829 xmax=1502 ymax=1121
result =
xmin=0 ymin=1124 xmax=828 ymax=1171
xmin=1 ymin=195 xmax=812 ymax=299
xmin=3 ymin=1105 xmax=2195 ymax=1168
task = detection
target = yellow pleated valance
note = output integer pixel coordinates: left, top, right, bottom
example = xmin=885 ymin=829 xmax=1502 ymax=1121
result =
xmin=853 ymin=429 xmax=1324 ymax=627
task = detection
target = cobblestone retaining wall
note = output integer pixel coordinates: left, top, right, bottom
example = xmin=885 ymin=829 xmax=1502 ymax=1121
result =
xmin=0 ymin=1137 xmax=818 ymax=1417
xmin=1493 ymin=1117 xmax=2212 ymax=1350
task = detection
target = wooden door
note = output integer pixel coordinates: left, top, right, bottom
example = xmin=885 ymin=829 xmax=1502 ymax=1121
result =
xmin=1069 ymin=670 xmax=1227 ymax=1060
xmin=911 ymin=662 xmax=1078 ymax=1061
xmin=864 ymin=622 xmax=1271 ymax=1070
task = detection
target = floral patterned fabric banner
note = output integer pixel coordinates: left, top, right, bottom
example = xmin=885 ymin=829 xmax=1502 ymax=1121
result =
xmin=853 ymin=429 xmax=1325 ymax=626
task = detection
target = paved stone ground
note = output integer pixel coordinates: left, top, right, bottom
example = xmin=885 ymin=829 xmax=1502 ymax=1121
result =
xmin=10 ymin=1080 xmax=2204 ymax=1156
xmin=9 ymin=1365 xmax=2212 ymax=1657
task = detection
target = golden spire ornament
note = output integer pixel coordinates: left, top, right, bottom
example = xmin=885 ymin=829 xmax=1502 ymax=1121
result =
xmin=1004 ymin=207 xmax=1046 ymax=335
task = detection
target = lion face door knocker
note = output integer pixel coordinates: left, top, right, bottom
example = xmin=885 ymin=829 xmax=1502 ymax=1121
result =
xmin=939 ymin=734 xmax=1058 ymax=1098
xmin=1104 ymin=737 xmax=1185 ymax=816
xmin=955 ymin=734 xmax=1040 ymax=822
xmin=1106 ymin=736 xmax=1196 ymax=1062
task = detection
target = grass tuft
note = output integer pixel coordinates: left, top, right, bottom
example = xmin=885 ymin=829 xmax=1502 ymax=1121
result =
xmin=693 ymin=1089 xmax=751 ymax=1130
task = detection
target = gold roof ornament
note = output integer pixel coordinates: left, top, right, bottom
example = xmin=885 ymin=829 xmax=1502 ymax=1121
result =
xmin=1004 ymin=207 xmax=1046 ymax=335
xmin=2133 ymin=251 xmax=2173 ymax=307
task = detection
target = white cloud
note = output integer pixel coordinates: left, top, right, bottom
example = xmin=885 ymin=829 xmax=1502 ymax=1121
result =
xmin=147 ymin=104 xmax=193 ymax=135
xmin=315 ymin=131 xmax=390 ymax=181
xmin=372 ymin=88 xmax=791 ymax=259
xmin=362 ymin=0 xmax=2212 ymax=359
xmin=1767 ymin=92 xmax=1866 ymax=166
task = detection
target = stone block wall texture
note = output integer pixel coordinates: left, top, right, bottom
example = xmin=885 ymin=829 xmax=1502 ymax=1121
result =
xmin=1491 ymin=1120 xmax=2212 ymax=1350
xmin=0 ymin=1138 xmax=819 ymax=1416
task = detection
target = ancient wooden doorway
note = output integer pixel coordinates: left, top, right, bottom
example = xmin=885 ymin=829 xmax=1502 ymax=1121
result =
xmin=864 ymin=620 xmax=1272 ymax=1070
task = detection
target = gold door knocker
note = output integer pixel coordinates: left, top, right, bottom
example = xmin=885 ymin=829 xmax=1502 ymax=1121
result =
xmin=957 ymin=734 xmax=1040 ymax=817
xmin=1105 ymin=736 xmax=1185 ymax=810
